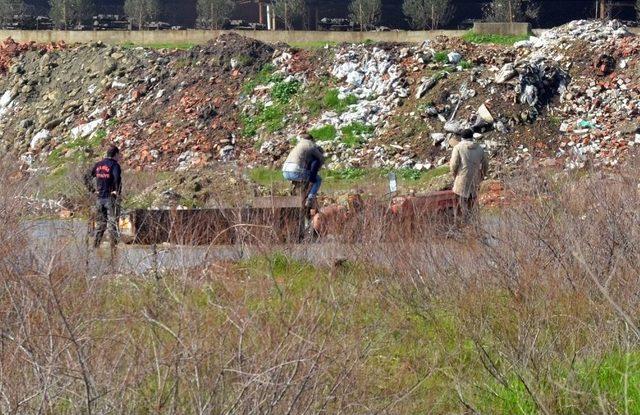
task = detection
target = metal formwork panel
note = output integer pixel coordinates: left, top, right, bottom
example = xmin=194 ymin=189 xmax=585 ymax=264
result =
xmin=130 ymin=204 xmax=305 ymax=246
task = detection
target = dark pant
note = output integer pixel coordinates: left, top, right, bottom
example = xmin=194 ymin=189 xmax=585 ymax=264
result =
xmin=458 ymin=194 xmax=478 ymax=220
xmin=309 ymin=159 xmax=321 ymax=184
xmin=94 ymin=197 xmax=119 ymax=248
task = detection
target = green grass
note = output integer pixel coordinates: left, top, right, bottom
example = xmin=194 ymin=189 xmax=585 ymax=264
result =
xmin=242 ymin=64 xmax=279 ymax=94
xmin=340 ymin=122 xmax=374 ymax=148
xmin=434 ymin=51 xmax=449 ymax=63
xmin=241 ymin=74 xmax=358 ymax=139
xmin=249 ymin=167 xmax=283 ymax=185
xmin=294 ymin=85 xmax=358 ymax=118
xmin=248 ymin=166 xmax=450 ymax=195
xmin=47 ymin=128 xmax=107 ymax=168
xmin=412 ymin=165 xmax=450 ymax=182
xmin=39 ymin=165 xmax=74 ymax=200
xmin=458 ymin=60 xmax=474 ymax=69
xmin=324 ymin=167 xmax=367 ymax=181
xmin=574 ymin=351 xmax=640 ymax=413
xmin=476 ymin=375 xmax=540 ymax=415
xmin=462 ymin=31 xmax=530 ymax=46
xmin=323 ymin=89 xmax=358 ymax=114
xmin=240 ymin=103 xmax=285 ymax=137
xmin=271 ymin=79 xmax=301 ymax=104
xmin=7 ymin=241 xmax=637 ymax=413
xmin=309 ymin=124 xmax=337 ymax=141
xmin=123 ymin=192 xmax=157 ymax=210
xmin=473 ymin=351 xmax=640 ymax=415
xmin=241 ymin=65 xmax=304 ymax=136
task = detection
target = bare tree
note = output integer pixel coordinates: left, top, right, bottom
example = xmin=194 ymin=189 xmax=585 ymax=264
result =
xmin=482 ymin=0 xmax=539 ymax=23
xmin=271 ymin=0 xmax=306 ymax=30
xmin=49 ymin=0 xmax=72 ymax=28
xmin=196 ymin=0 xmax=234 ymax=29
xmin=636 ymin=0 xmax=640 ymax=19
xmin=49 ymin=0 xmax=94 ymax=28
xmin=349 ymin=0 xmax=382 ymax=31
xmin=0 ymin=0 xmax=26 ymax=26
xmin=74 ymin=0 xmax=94 ymax=25
xmin=402 ymin=0 xmax=454 ymax=30
xmin=124 ymin=0 xmax=159 ymax=29
xmin=597 ymin=0 xmax=614 ymax=18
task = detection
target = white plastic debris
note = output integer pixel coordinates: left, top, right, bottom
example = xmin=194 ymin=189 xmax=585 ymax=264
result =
xmin=70 ymin=119 xmax=104 ymax=139
xmin=447 ymin=52 xmax=462 ymax=64
xmin=30 ymin=129 xmax=51 ymax=150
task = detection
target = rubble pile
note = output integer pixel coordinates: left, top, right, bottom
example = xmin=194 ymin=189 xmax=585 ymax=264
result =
xmin=0 ymin=34 xmax=273 ymax=171
xmin=307 ymin=45 xmax=407 ymax=168
xmin=0 ymin=38 xmax=65 ymax=73
xmin=0 ymin=20 xmax=638 ymax=178
xmin=516 ymin=20 xmax=640 ymax=167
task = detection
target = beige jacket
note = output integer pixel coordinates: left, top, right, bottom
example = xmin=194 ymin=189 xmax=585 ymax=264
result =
xmin=450 ymin=140 xmax=489 ymax=198
xmin=282 ymin=138 xmax=324 ymax=172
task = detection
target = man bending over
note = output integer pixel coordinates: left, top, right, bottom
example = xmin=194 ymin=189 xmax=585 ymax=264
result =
xmin=282 ymin=133 xmax=325 ymax=208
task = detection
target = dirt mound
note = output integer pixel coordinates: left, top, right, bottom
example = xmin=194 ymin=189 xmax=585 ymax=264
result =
xmin=0 ymin=37 xmax=66 ymax=73
xmin=0 ymin=35 xmax=274 ymax=172
xmin=0 ymin=21 xmax=638 ymax=179
xmin=203 ymin=33 xmax=275 ymax=72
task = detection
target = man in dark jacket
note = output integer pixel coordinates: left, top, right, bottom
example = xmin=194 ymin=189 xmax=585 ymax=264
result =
xmin=90 ymin=145 xmax=122 ymax=248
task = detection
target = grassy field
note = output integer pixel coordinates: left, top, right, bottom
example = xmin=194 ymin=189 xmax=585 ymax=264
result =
xmin=114 ymin=32 xmax=530 ymax=52
xmin=5 ymin=251 xmax=638 ymax=414
xmin=8 ymin=155 xmax=640 ymax=413
xmin=462 ymin=31 xmax=530 ymax=45
xmin=248 ymin=166 xmax=451 ymax=195
xmin=3 ymin=161 xmax=640 ymax=413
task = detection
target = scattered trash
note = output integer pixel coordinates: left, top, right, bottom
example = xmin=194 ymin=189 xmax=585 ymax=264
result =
xmin=0 ymin=19 xmax=637 ymax=175
xmin=477 ymin=104 xmax=494 ymax=124
xmin=415 ymin=75 xmax=440 ymax=99
xmin=447 ymin=51 xmax=462 ymax=64
xmin=495 ymin=63 xmax=517 ymax=84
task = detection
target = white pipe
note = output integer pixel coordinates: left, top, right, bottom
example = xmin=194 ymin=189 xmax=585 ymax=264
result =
xmin=266 ymin=4 xmax=271 ymax=31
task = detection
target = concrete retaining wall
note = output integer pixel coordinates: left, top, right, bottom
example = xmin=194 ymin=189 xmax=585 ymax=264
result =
xmin=473 ymin=22 xmax=531 ymax=36
xmin=0 ymin=29 xmax=468 ymax=45
xmin=1 ymin=26 xmax=637 ymax=46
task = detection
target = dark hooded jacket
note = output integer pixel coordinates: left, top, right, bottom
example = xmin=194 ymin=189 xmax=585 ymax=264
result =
xmin=91 ymin=158 xmax=122 ymax=199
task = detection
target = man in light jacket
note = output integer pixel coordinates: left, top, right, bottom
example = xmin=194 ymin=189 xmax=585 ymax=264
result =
xmin=450 ymin=129 xmax=489 ymax=218
xmin=282 ymin=133 xmax=324 ymax=208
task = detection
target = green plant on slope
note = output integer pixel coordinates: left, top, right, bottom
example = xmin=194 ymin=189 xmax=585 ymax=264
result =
xmin=242 ymin=63 xmax=279 ymax=94
xmin=309 ymin=125 xmax=337 ymax=141
xmin=434 ymin=51 xmax=449 ymax=63
xmin=323 ymin=89 xmax=358 ymax=113
xmin=341 ymin=122 xmax=374 ymax=148
xmin=271 ymin=80 xmax=301 ymax=104
xmin=241 ymin=103 xmax=285 ymax=137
